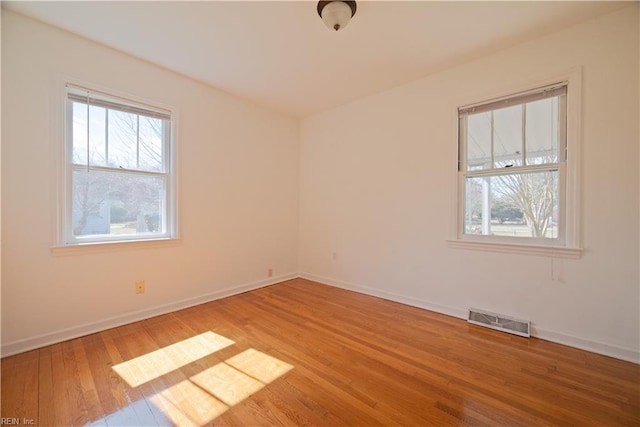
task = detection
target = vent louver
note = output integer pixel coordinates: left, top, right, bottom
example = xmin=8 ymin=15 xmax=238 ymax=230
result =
xmin=468 ymin=308 xmax=530 ymax=338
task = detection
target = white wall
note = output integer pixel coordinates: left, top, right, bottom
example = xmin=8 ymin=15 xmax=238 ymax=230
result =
xmin=1 ymin=11 xmax=299 ymax=354
xmin=3 ymin=6 xmax=639 ymax=363
xmin=300 ymin=6 xmax=640 ymax=362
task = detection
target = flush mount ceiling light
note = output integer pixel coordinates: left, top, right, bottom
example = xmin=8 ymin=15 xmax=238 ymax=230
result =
xmin=317 ymin=1 xmax=357 ymax=32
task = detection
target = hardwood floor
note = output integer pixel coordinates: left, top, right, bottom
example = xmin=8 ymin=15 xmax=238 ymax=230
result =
xmin=2 ymin=278 xmax=639 ymax=426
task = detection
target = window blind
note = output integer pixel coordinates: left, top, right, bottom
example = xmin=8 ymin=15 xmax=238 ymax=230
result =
xmin=459 ymin=83 xmax=567 ymax=116
xmin=66 ymin=85 xmax=171 ymax=120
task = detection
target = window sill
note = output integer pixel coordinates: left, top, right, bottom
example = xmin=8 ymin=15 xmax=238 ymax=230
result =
xmin=51 ymin=237 xmax=183 ymax=256
xmin=446 ymin=239 xmax=582 ymax=259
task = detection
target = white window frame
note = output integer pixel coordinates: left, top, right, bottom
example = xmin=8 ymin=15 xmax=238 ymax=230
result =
xmin=448 ymin=71 xmax=582 ymax=258
xmin=55 ymin=80 xmax=179 ymax=249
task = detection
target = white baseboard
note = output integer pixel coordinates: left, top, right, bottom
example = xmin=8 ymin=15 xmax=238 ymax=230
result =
xmin=299 ymin=273 xmax=468 ymax=320
xmin=1 ymin=273 xmax=298 ymax=357
xmin=300 ymin=272 xmax=640 ymax=364
xmin=533 ymin=328 xmax=640 ymax=364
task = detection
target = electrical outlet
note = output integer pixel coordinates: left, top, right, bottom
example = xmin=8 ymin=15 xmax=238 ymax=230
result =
xmin=268 ymin=269 xmax=273 ymax=277
xmin=135 ymin=280 xmax=145 ymax=294
xmin=332 ymin=252 xmax=337 ymax=261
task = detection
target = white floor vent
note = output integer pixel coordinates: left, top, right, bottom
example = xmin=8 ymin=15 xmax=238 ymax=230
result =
xmin=468 ymin=308 xmax=530 ymax=338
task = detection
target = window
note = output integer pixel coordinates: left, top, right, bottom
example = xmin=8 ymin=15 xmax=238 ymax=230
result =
xmin=63 ymin=84 xmax=175 ymax=245
xmin=456 ymin=81 xmax=579 ymax=254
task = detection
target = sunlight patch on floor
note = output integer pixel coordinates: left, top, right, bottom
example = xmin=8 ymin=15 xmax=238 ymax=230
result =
xmin=110 ymin=332 xmax=294 ymax=426
xmin=191 ymin=362 xmax=265 ymax=406
xmin=149 ymin=379 xmax=230 ymax=426
xmin=113 ymin=331 xmax=235 ymax=387
xmin=226 ymin=348 xmax=294 ymax=384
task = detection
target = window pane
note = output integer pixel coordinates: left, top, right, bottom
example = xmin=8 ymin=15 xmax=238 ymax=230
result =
xmin=525 ymin=97 xmax=560 ymax=165
xmin=138 ymin=116 xmax=164 ymax=172
xmin=464 ymin=170 xmax=559 ymax=239
xmin=108 ymin=110 xmax=139 ymax=170
xmin=493 ymin=105 xmax=523 ymax=168
xmin=71 ymin=103 xmax=109 ymax=167
xmin=466 ymin=112 xmax=492 ymax=170
xmin=72 ymin=102 xmax=88 ymax=164
xmin=72 ymin=169 xmax=166 ymax=238
xmin=89 ymin=105 xmax=107 ymax=166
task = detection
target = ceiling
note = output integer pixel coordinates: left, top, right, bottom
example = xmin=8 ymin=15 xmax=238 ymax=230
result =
xmin=4 ymin=1 xmax=628 ymax=118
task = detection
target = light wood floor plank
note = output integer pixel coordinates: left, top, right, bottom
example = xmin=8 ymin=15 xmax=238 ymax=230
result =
xmin=50 ymin=344 xmax=73 ymax=427
xmin=2 ymin=278 xmax=639 ymax=426
xmin=61 ymin=340 xmax=90 ymax=426
xmin=37 ymin=348 xmax=55 ymax=424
